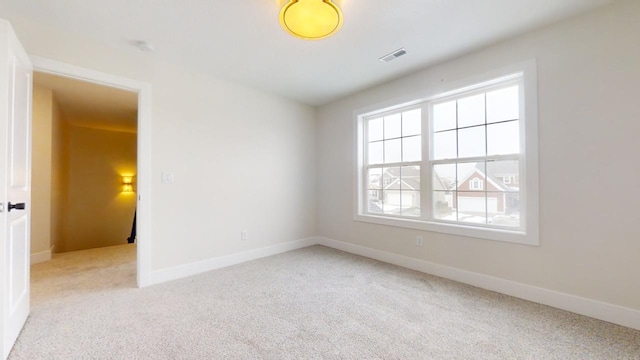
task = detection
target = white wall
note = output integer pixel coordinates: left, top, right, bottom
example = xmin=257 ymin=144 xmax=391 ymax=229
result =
xmin=7 ymin=17 xmax=317 ymax=271
xmin=317 ymin=0 xmax=640 ymax=311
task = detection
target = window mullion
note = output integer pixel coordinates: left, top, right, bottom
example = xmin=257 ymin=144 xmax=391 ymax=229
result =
xmin=422 ymin=103 xmax=430 ymax=221
xmin=484 ymin=93 xmax=488 ymax=225
xmin=431 ymin=154 xmax=518 ymax=165
xmin=455 ymin=98 xmax=460 ymax=222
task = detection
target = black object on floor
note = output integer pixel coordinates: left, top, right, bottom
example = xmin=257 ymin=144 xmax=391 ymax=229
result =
xmin=127 ymin=210 xmax=136 ymax=244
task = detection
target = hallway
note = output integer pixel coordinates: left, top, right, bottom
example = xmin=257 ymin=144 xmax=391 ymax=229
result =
xmin=30 ymin=244 xmax=136 ymax=307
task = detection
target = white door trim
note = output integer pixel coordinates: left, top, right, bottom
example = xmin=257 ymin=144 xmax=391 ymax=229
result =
xmin=29 ymin=56 xmax=153 ymax=287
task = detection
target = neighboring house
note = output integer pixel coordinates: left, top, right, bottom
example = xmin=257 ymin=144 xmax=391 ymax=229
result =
xmin=433 ymin=169 xmax=454 ymax=216
xmin=370 ymin=163 xmax=519 ymax=217
xmin=453 ymin=163 xmax=519 ymax=215
xmin=368 ymin=167 xmax=420 ymax=215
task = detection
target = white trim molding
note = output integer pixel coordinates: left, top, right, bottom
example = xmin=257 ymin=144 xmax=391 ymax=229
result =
xmin=353 ymin=60 xmax=540 ymax=246
xmin=316 ymin=237 xmax=640 ymax=331
xmin=30 ymin=248 xmax=52 ymax=264
xmin=142 ymin=234 xmax=639 ymax=330
xmin=146 ymin=237 xmax=317 ymax=286
xmin=29 ymin=56 xmax=153 ymax=288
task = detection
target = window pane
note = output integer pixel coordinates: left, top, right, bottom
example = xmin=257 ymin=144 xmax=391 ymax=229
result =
xmin=368 ymin=118 xmax=383 ymax=142
xmin=487 ymin=120 xmax=519 ymax=155
xmin=383 ymin=190 xmax=401 ymax=215
xmin=368 ymin=195 xmax=382 ymax=214
xmin=433 ymin=130 xmax=456 ymax=160
xmin=457 ymin=191 xmax=487 ymax=224
xmin=383 ymin=167 xmax=401 ymax=189
xmin=457 ymin=162 xmax=485 ymax=191
xmin=486 ymin=160 xmax=519 ymax=190
xmin=368 ymin=141 xmax=383 ymax=165
xmin=433 ymin=101 xmax=456 ymax=132
xmin=367 ymin=168 xmax=382 ymax=189
xmin=367 ymin=168 xmax=384 ymax=214
xmin=458 ymin=93 xmax=485 ymax=128
xmin=458 ymin=126 xmax=485 ymax=158
xmin=433 ymin=163 xmax=456 ymax=191
xmin=487 ymin=192 xmax=520 ymax=227
xmin=402 ymin=135 xmax=421 ymax=162
xmin=487 ymin=86 xmax=519 ymax=123
xmin=384 ymin=138 xmax=401 ymax=163
xmin=384 ymin=113 xmax=401 ymax=139
xmin=402 ymin=109 xmax=421 ymax=136
xmin=367 ymin=190 xmax=383 ymax=214
xmin=433 ymin=190 xmax=456 ymax=221
xmin=401 ymin=191 xmax=420 ymax=217
xmin=401 ymin=165 xmax=420 ymax=191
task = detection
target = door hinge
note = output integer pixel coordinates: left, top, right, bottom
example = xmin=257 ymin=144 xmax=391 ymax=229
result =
xmin=0 ymin=203 xmax=4 ymax=212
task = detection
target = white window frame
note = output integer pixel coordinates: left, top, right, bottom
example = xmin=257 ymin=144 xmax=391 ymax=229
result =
xmin=353 ymin=61 xmax=539 ymax=246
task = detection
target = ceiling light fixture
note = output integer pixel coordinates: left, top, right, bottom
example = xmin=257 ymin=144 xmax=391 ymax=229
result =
xmin=279 ymin=0 xmax=343 ymax=40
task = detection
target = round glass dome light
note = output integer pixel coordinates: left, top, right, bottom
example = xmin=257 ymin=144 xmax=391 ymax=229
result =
xmin=279 ymin=0 xmax=343 ymax=40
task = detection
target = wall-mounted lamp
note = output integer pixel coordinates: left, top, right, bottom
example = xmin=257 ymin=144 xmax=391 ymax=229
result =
xmin=122 ymin=176 xmax=134 ymax=193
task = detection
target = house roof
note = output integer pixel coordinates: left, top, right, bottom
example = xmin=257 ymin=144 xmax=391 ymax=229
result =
xmin=382 ymin=167 xmax=420 ymax=191
xmin=457 ymin=164 xmax=511 ymax=192
xmin=373 ymin=162 xmax=518 ymax=192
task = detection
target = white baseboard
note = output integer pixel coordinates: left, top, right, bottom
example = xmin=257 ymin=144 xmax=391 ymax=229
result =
xmin=143 ymin=235 xmax=640 ymax=330
xmin=30 ymin=248 xmax=52 ymax=264
xmin=146 ymin=237 xmax=317 ymax=286
xmin=316 ymin=236 xmax=640 ymax=331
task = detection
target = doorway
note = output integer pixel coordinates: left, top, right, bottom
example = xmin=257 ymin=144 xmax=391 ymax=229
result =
xmin=30 ymin=56 xmax=152 ymax=287
xmin=32 ymin=71 xmax=138 ymax=257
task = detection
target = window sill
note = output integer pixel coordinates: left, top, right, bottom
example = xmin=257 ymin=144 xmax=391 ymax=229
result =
xmin=354 ymin=213 xmax=539 ymax=246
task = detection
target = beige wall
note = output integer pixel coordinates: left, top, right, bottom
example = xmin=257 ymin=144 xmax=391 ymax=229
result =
xmin=317 ymin=1 xmax=640 ymax=311
xmin=63 ymin=126 xmax=136 ymax=252
xmin=50 ymin=94 xmax=69 ymax=252
xmin=31 ymin=84 xmax=53 ymax=255
xmin=31 ymin=83 xmax=69 ymax=256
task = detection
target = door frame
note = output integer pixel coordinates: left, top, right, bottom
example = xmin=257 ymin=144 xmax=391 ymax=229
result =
xmin=30 ymin=56 xmax=152 ymax=287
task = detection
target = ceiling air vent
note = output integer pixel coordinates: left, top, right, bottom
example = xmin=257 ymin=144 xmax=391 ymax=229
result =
xmin=379 ymin=48 xmax=407 ymax=62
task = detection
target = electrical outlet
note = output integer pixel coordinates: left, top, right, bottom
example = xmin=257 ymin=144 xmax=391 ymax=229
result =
xmin=416 ymin=236 xmax=424 ymax=247
xmin=161 ymin=172 xmax=174 ymax=184
xmin=241 ymin=230 xmax=248 ymax=241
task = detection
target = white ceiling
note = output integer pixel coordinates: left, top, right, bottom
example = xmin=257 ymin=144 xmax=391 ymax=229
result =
xmin=33 ymin=72 xmax=138 ymax=133
xmin=2 ymin=0 xmax=614 ymax=106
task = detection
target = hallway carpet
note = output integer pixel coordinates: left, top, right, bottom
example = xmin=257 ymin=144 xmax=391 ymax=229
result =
xmin=9 ymin=244 xmax=640 ymax=359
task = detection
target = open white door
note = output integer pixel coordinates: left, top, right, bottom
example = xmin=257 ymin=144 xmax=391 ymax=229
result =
xmin=0 ymin=20 xmax=32 ymax=359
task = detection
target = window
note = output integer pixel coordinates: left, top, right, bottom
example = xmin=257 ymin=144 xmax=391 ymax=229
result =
xmin=355 ymin=62 xmax=539 ymax=245
xmin=469 ymin=178 xmax=484 ymax=190
xmin=365 ymin=108 xmax=422 ymax=217
xmin=431 ymin=83 xmax=521 ymax=227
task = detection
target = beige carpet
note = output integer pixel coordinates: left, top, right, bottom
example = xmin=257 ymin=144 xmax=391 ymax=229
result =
xmin=9 ymin=244 xmax=640 ymax=359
